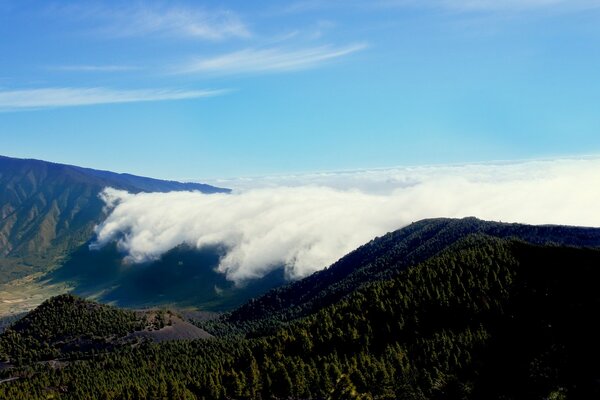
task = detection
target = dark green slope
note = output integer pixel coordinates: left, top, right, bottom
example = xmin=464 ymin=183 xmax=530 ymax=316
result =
xmin=0 ymin=155 xmax=228 ymax=282
xmin=45 ymin=243 xmax=286 ymax=312
xmin=2 ymin=233 xmax=600 ymax=399
xmin=228 ymin=217 xmax=600 ymax=324
xmin=0 ymin=294 xmax=145 ymax=363
xmin=0 ymin=294 xmax=213 ymax=366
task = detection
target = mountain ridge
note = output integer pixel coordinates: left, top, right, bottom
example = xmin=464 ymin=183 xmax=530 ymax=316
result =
xmin=227 ymin=217 xmax=600 ymax=324
xmin=0 ymin=154 xmax=229 ymax=283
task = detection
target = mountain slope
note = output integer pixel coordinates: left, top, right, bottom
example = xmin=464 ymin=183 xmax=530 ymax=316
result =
xmin=2 ymin=232 xmax=600 ymax=399
xmin=44 ymin=243 xmax=286 ymax=312
xmin=228 ymin=217 xmax=600 ymax=324
xmin=0 ymin=294 xmax=145 ymax=363
xmin=0 ymin=155 xmax=228 ymax=283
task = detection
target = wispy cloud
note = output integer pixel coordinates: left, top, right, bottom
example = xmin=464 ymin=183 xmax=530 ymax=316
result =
xmin=0 ymin=87 xmax=227 ymax=111
xmin=52 ymin=3 xmax=251 ymax=40
xmin=49 ymin=65 xmax=140 ymax=72
xmin=175 ymin=43 xmax=367 ymax=75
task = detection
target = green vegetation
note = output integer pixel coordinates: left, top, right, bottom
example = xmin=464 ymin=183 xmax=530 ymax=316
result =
xmin=227 ymin=217 xmax=600 ymax=325
xmin=0 ymin=294 xmax=145 ymax=364
xmin=1 ymin=229 xmax=599 ymax=399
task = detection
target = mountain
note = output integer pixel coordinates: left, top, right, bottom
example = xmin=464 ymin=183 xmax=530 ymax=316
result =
xmin=1 ymin=222 xmax=600 ymax=399
xmin=0 ymin=155 xmax=228 ymax=283
xmin=227 ymin=217 xmax=600 ymax=325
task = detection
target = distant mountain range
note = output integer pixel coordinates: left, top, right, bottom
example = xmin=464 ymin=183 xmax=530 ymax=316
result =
xmin=0 ymin=155 xmax=229 ymax=283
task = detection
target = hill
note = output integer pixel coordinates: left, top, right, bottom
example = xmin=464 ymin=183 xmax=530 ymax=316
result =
xmin=1 ymin=220 xmax=600 ymax=398
xmin=0 ymin=155 xmax=228 ymax=284
xmin=0 ymin=294 xmax=211 ymax=365
xmin=0 ymin=294 xmax=145 ymax=364
xmin=226 ymin=217 xmax=600 ymax=325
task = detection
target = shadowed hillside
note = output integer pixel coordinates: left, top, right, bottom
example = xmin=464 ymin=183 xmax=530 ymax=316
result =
xmin=45 ymin=243 xmax=287 ymax=312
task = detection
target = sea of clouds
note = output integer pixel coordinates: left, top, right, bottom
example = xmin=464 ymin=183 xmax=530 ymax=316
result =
xmin=93 ymin=158 xmax=600 ymax=283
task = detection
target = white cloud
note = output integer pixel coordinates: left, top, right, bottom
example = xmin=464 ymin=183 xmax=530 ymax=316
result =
xmin=110 ymin=6 xmax=250 ymax=40
xmin=94 ymin=158 xmax=600 ymax=284
xmin=175 ymin=43 xmax=367 ymax=75
xmin=58 ymin=3 xmax=250 ymax=40
xmin=0 ymin=87 xmax=227 ymax=111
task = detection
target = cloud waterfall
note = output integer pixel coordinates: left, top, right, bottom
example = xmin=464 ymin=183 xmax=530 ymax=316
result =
xmin=93 ymin=158 xmax=600 ymax=283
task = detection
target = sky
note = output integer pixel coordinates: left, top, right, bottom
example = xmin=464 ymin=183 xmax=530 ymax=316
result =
xmin=2 ymin=0 xmax=600 ymax=180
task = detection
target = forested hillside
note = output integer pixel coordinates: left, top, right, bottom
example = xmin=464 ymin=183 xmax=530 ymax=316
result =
xmin=227 ymin=217 xmax=600 ymax=325
xmin=0 ymin=294 xmax=145 ymax=364
xmin=0 ymin=294 xmax=212 ymax=366
xmin=1 ymin=228 xmax=599 ymax=399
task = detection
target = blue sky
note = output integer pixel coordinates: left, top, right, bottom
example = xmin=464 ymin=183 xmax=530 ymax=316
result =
xmin=1 ymin=0 xmax=600 ymax=180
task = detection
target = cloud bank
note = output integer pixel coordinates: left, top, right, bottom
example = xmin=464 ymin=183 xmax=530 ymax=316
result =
xmin=94 ymin=158 xmax=600 ymax=283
